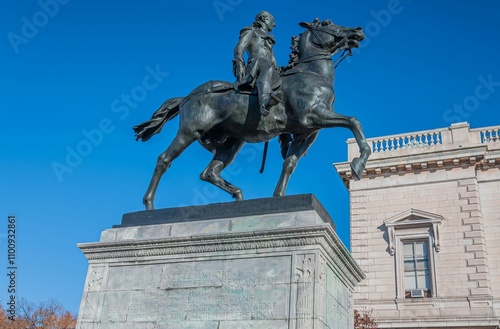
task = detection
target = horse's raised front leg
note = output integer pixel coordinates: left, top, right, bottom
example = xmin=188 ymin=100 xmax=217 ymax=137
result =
xmin=333 ymin=113 xmax=371 ymax=180
xmin=200 ymin=138 xmax=245 ymax=201
xmin=306 ymin=109 xmax=371 ymax=180
xmin=143 ymin=130 xmax=197 ymax=210
xmin=274 ymin=132 xmax=318 ymax=197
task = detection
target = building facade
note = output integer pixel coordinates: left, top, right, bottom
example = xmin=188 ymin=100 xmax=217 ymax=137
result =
xmin=334 ymin=122 xmax=500 ymax=328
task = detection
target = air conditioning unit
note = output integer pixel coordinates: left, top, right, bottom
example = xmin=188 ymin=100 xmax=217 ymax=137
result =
xmin=410 ymin=289 xmax=425 ymax=298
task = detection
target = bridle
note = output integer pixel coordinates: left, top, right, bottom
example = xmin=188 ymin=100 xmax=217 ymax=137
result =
xmin=281 ymin=25 xmax=355 ymax=79
xmin=309 ymin=25 xmax=353 ymax=68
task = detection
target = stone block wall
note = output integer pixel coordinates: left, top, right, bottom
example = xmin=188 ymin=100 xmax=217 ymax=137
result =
xmin=335 ymin=122 xmax=500 ymax=328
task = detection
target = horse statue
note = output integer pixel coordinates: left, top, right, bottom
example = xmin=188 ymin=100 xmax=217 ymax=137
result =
xmin=133 ymin=18 xmax=371 ymax=210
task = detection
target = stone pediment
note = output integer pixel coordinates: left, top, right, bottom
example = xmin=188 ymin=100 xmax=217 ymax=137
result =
xmin=384 ymin=208 xmax=443 ymax=228
xmin=384 ymin=209 xmax=442 ymax=255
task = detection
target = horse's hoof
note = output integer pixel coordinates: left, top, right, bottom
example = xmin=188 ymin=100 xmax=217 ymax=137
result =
xmin=350 ymin=157 xmax=365 ymax=181
xmin=144 ymin=199 xmax=155 ymax=210
xmin=233 ymin=190 xmax=244 ymax=201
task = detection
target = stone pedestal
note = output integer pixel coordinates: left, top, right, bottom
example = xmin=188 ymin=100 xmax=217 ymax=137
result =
xmin=76 ymin=194 xmax=365 ymax=329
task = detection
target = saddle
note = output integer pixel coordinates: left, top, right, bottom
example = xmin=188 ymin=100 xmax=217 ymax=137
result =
xmin=233 ymin=70 xmax=284 ymax=112
xmin=233 ymin=69 xmax=283 ymax=96
xmin=191 ymin=77 xmax=284 ymax=107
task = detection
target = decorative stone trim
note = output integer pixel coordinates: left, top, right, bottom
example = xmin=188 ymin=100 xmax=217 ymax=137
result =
xmin=335 ymin=151 xmax=500 ymax=188
xmin=78 ymin=225 xmax=366 ymax=286
xmin=334 ymin=123 xmax=500 ymax=188
xmin=384 ymin=208 xmax=443 ymax=256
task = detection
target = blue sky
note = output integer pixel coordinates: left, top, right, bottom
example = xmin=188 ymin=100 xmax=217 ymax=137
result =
xmin=1 ymin=0 xmax=499 ymax=314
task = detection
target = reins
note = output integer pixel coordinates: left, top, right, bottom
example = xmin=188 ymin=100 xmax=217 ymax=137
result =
xmin=334 ymin=48 xmax=352 ymax=68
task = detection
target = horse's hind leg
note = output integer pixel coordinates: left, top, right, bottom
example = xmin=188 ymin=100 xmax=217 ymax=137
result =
xmin=274 ymin=132 xmax=318 ymax=197
xmin=200 ymin=138 xmax=245 ymax=201
xmin=143 ymin=129 xmax=198 ymax=210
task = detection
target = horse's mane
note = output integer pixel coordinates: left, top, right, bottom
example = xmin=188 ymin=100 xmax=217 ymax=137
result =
xmin=280 ymin=35 xmax=301 ymax=73
xmin=281 ymin=19 xmax=333 ymax=73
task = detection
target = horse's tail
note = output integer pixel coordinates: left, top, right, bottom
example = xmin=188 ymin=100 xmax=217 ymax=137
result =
xmin=133 ymin=97 xmax=184 ymax=142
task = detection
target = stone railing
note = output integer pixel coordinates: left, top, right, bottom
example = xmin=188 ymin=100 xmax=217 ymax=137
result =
xmin=370 ymin=128 xmax=445 ymax=153
xmin=472 ymin=125 xmax=500 ymax=144
xmin=346 ymin=122 xmax=500 ymax=160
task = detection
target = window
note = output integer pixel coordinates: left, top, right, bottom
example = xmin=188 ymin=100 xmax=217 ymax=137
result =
xmin=384 ymin=209 xmax=442 ymax=300
xmin=403 ymin=240 xmax=431 ymax=298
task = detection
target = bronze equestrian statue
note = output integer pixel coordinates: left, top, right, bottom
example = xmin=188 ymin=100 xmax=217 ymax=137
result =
xmin=133 ymin=16 xmax=371 ymax=210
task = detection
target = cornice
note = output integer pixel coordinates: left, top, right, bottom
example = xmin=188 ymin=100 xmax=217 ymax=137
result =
xmin=334 ymin=145 xmax=500 ymax=188
xmin=78 ymin=225 xmax=366 ymax=285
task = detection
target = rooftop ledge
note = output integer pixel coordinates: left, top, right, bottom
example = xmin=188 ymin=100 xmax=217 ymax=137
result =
xmin=333 ymin=122 xmax=500 ymax=184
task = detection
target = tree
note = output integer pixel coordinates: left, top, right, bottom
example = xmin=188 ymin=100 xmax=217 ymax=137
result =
xmin=0 ymin=298 xmax=76 ymax=329
xmin=354 ymin=308 xmax=378 ymax=329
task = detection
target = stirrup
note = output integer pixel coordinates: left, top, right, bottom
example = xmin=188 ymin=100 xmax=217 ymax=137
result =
xmin=260 ymin=104 xmax=270 ymax=117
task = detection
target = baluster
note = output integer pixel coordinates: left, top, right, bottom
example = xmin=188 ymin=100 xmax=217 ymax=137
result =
xmin=389 ymin=138 xmax=394 ymax=151
xmin=423 ymin=134 xmax=429 ymax=145
xmin=430 ymin=133 xmax=436 ymax=145
xmin=383 ymin=139 xmax=388 ymax=151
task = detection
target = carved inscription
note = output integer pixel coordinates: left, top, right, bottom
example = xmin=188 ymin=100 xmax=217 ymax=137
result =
xmin=163 ymin=269 xmax=278 ymax=288
xmin=99 ymin=291 xmax=130 ymax=323
xmin=219 ymin=321 xmax=287 ymax=329
xmin=124 ymin=257 xmax=291 ymax=322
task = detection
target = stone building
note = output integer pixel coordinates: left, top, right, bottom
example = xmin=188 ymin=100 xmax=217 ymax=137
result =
xmin=334 ymin=122 xmax=500 ymax=328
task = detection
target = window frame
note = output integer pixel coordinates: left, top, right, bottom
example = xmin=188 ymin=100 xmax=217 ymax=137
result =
xmin=396 ymin=233 xmax=436 ymax=299
xmin=384 ymin=209 xmax=442 ymax=300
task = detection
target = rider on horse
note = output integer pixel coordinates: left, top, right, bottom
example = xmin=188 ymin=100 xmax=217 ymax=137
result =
xmin=233 ymin=10 xmax=281 ymax=117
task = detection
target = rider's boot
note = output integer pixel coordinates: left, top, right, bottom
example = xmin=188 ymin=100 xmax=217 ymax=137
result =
xmin=260 ymin=93 xmax=279 ymax=117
